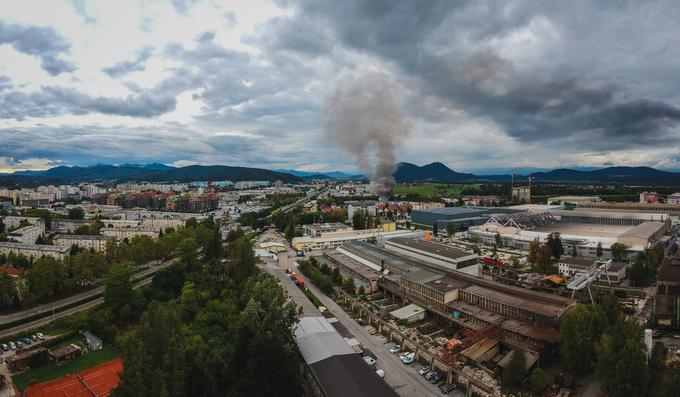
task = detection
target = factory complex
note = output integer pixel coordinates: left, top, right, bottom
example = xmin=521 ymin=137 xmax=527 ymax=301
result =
xmin=324 ymin=239 xmax=576 ymax=353
xmin=470 ymin=209 xmax=669 ymax=259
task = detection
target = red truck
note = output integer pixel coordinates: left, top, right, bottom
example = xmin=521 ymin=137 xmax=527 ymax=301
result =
xmin=294 ymin=275 xmax=305 ymax=288
xmin=482 ymin=257 xmax=504 ymax=267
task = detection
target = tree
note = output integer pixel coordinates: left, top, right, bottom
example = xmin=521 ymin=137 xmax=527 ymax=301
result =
xmin=67 ymin=207 xmax=85 ymax=220
xmin=331 ymin=267 xmax=341 ymax=284
xmin=104 ymin=261 xmax=138 ymax=322
xmin=546 ymin=232 xmax=564 ymax=259
xmin=446 ymin=223 xmax=455 ymax=237
xmin=537 ymin=244 xmax=552 ymax=272
xmin=528 ymin=367 xmax=548 ymax=394
xmin=528 ymin=239 xmax=540 ymax=265
xmin=432 ymin=223 xmax=438 ymax=237
xmin=596 ymin=242 xmax=603 ymax=258
xmin=0 ymin=273 xmax=17 ymax=310
xmin=0 ymin=217 xmax=4 ymax=234
xmin=501 ymin=350 xmax=526 ymax=392
xmin=352 ymin=210 xmax=366 ymax=230
xmin=342 ymin=277 xmax=355 ymax=294
xmin=358 ymin=285 xmax=365 ymax=295
xmin=610 ymin=243 xmax=629 ymax=262
xmin=558 ymin=304 xmax=600 ymax=374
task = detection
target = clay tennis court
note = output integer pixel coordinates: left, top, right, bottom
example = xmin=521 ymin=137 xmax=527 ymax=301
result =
xmin=24 ymin=358 xmax=123 ymax=397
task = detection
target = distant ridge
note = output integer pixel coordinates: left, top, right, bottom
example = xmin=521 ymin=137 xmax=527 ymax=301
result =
xmin=394 ymin=162 xmax=680 ymax=184
xmin=0 ymin=164 xmax=302 ymax=186
xmin=274 ymin=169 xmax=364 ymax=179
xmin=393 ymin=162 xmax=476 ymax=182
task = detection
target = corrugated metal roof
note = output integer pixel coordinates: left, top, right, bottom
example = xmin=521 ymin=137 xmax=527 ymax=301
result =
xmin=295 ymin=317 xmax=355 ymax=365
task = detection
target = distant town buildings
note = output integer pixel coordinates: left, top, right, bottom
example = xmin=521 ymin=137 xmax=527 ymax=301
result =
xmin=640 ymin=191 xmax=659 ymax=203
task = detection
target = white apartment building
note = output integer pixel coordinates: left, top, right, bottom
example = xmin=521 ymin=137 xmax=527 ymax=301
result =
xmin=8 ymin=224 xmax=44 ymax=245
xmin=667 ymin=193 xmax=680 ymax=205
xmin=0 ymin=242 xmax=70 ymax=261
xmin=53 ymin=234 xmax=109 ymax=251
xmin=101 ymin=228 xmax=158 ymax=241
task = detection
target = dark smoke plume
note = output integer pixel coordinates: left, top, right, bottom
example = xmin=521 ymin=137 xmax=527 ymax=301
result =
xmin=325 ymin=72 xmax=411 ymax=198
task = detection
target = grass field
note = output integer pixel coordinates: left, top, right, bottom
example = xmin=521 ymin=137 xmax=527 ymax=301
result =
xmin=12 ymin=343 xmax=119 ymax=391
xmin=393 ymin=183 xmax=478 ymax=198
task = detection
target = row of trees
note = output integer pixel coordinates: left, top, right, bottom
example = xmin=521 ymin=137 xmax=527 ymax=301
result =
xmin=627 ymin=244 xmax=664 ymax=287
xmin=298 ymin=257 xmax=360 ymax=295
xmin=558 ymin=294 xmax=679 ymax=396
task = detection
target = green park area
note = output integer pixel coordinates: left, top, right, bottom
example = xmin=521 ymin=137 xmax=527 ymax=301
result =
xmin=394 ymin=183 xmax=478 ymax=199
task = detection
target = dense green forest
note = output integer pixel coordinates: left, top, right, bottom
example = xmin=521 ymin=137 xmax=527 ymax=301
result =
xmin=53 ymin=220 xmax=302 ymax=397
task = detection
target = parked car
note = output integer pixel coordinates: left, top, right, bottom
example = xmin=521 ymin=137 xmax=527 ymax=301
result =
xmin=36 ymin=332 xmax=44 ymax=340
xmin=31 ymin=335 xmax=38 ymax=341
xmin=389 ymin=345 xmax=401 ymax=353
xmin=1 ymin=344 xmax=8 ymax=351
xmin=441 ymin=384 xmax=457 ymax=394
xmin=418 ymin=366 xmax=430 ymax=376
xmin=363 ymin=356 xmax=376 ymax=366
xmin=21 ymin=337 xmax=32 ymax=345
xmin=399 ymin=351 xmax=411 ymax=361
xmin=15 ymin=341 xmax=22 ymax=348
xmin=430 ymin=374 xmax=442 ymax=384
xmin=425 ymin=371 xmax=437 ymax=380
xmin=375 ymin=369 xmax=385 ymax=378
xmin=9 ymin=342 xmax=16 ymax=350
xmin=401 ymin=353 xmax=415 ymax=364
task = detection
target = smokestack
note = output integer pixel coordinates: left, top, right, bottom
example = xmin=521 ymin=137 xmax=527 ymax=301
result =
xmin=325 ymin=72 xmax=411 ymax=200
xmin=511 ymin=173 xmax=515 ymax=188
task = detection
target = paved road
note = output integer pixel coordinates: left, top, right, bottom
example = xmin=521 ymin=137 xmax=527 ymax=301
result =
xmin=0 ymin=258 xmax=178 ymax=326
xmin=301 ymin=274 xmax=446 ymax=397
xmin=0 ymin=276 xmax=158 ymax=339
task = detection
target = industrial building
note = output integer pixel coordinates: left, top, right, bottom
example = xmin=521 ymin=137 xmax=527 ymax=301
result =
xmin=657 ymin=248 xmax=680 ymax=326
xmin=469 ymin=209 xmax=670 ymax=258
xmin=577 ymin=201 xmax=680 ymax=217
xmin=411 ymin=206 xmax=525 ymax=231
xmin=295 ymin=316 xmax=398 ymax=397
xmin=557 ymin=257 xmax=628 ymax=283
xmin=338 ymin=241 xmax=575 ymax=351
xmin=291 ymin=226 xmax=414 ymax=252
xmin=384 ymin=237 xmax=478 ymax=270
xmin=547 ymin=196 xmax=600 ymax=205
xmin=389 ymin=303 xmax=426 ymax=324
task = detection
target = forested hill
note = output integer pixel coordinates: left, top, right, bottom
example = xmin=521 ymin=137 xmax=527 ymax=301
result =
xmin=0 ymin=164 xmax=301 ymax=186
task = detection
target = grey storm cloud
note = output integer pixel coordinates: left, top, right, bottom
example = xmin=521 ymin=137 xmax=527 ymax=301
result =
xmin=103 ymin=46 xmax=154 ymax=78
xmin=0 ymin=20 xmax=76 ymax=76
xmin=0 ymin=86 xmax=176 ymax=119
xmin=280 ymin=0 xmax=680 ymax=148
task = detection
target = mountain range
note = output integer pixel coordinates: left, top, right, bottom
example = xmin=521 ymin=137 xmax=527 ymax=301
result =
xmin=0 ymin=164 xmax=301 ymax=186
xmin=393 ymin=162 xmax=680 ymax=184
xmin=3 ymin=161 xmax=680 ymax=186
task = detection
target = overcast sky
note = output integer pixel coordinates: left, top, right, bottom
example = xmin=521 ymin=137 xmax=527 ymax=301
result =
xmin=1 ymin=0 xmax=680 ymax=174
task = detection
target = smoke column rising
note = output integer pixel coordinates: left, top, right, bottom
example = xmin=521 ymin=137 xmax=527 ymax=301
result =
xmin=325 ymin=72 xmax=411 ymax=199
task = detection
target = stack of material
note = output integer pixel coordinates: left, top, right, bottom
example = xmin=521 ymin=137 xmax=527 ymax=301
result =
xmin=460 ymin=365 xmax=502 ymax=396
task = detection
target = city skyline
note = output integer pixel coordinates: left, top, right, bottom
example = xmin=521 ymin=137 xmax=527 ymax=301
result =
xmin=2 ymin=1 xmax=680 ymax=174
